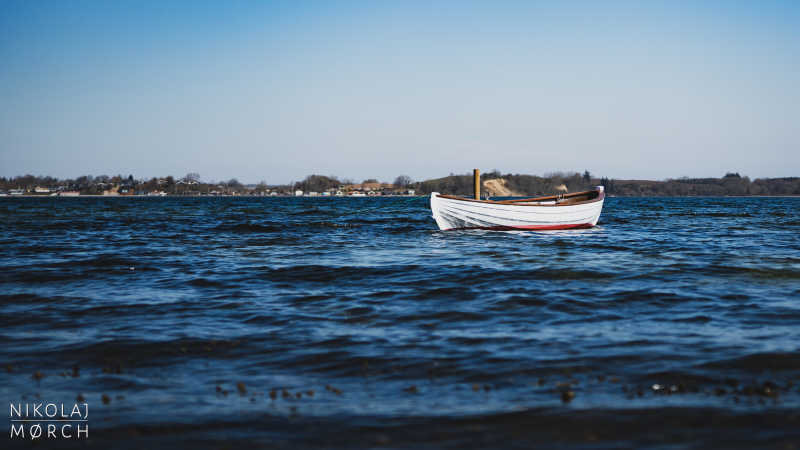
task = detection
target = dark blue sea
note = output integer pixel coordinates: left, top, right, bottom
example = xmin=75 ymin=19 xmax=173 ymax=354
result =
xmin=2 ymin=196 xmax=799 ymax=449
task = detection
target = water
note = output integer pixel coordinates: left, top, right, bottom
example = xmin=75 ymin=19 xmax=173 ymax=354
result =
xmin=1 ymin=196 xmax=799 ymax=448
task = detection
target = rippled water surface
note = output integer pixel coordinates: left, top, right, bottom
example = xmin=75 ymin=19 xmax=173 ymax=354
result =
xmin=1 ymin=197 xmax=799 ymax=448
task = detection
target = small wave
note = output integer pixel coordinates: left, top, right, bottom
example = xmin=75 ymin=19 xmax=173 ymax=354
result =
xmin=62 ymin=337 xmax=250 ymax=367
xmin=0 ymin=293 xmax=82 ymax=305
xmin=551 ymin=313 xmax=625 ymax=324
xmin=188 ymin=277 xmax=232 ymax=288
xmin=700 ymin=351 xmax=800 ymax=372
xmin=409 ymin=286 xmax=478 ymax=301
xmin=213 ymin=222 xmax=282 ymax=233
xmin=671 ymin=315 xmax=712 ymax=323
xmin=305 ymin=221 xmax=361 ymax=229
xmin=482 ymin=267 xmax=611 ymax=282
xmin=706 ymin=264 xmax=800 ymax=279
xmin=588 ymin=339 xmax=661 ymax=349
xmin=350 ymin=217 xmax=431 ymax=225
xmin=637 ymin=370 xmax=719 ymax=387
xmin=610 ymin=289 xmax=709 ymax=306
xmin=584 ymin=243 xmax=633 ymax=251
xmin=290 ymin=208 xmax=330 ymax=216
xmin=400 ymin=310 xmax=487 ymax=322
xmin=256 ymin=264 xmax=422 ymax=283
xmin=489 ymin=296 xmax=549 ymax=310
xmin=673 ymin=211 xmax=754 ymax=218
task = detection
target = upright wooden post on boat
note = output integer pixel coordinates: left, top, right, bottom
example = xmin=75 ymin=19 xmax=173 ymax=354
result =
xmin=474 ymin=169 xmax=480 ymax=200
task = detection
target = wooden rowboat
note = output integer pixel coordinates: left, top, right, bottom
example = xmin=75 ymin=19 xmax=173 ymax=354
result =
xmin=430 ymin=186 xmax=605 ymax=231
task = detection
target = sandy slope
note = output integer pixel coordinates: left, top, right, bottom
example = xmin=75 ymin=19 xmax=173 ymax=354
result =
xmin=482 ymin=178 xmax=524 ymax=197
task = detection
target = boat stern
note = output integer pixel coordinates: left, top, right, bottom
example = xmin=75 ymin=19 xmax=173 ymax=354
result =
xmin=590 ymin=186 xmax=605 ymax=226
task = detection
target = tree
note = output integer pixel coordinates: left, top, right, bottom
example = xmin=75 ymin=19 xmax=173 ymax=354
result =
xmin=485 ymin=169 xmax=502 ymax=179
xmin=184 ymin=172 xmax=201 ymax=182
xmin=583 ymin=170 xmax=592 ymax=182
xmin=296 ymin=175 xmax=339 ymax=192
xmin=393 ymin=175 xmax=412 ymax=188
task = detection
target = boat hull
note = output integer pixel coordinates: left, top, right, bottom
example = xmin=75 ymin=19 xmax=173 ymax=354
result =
xmin=430 ymin=187 xmax=605 ymax=231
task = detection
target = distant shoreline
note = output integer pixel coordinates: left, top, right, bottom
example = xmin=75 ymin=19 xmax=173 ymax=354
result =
xmin=3 ymin=172 xmax=798 ymax=197
xmin=2 ymin=194 xmax=799 ymax=199
xmin=0 ymin=194 xmax=425 ymax=198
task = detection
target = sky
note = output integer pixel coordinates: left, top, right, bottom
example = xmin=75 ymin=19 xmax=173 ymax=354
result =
xmin=1 ymin=0 xmax=799 ymax=184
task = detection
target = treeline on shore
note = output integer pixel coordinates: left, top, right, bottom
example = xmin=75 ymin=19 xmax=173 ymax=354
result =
xmin=0 ymin=173 xmax=415 ymax=196
xmin=599 ymin=173 xmax=800 ymax=196
xmin=415 ymin=171 xmax=800 ymax=196
xmin=1 ymin=172 xmax=799 ymax=197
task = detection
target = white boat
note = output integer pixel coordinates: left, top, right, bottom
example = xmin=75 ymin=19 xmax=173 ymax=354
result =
xmin=430 ymin=186 xmax=605 ymax=231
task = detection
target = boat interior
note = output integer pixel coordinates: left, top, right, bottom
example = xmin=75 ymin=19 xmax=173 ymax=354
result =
xmin=437 ymin=188 xmax=603 ymax=206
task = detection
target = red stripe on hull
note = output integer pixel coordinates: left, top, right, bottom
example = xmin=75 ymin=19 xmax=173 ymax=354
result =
xmin=444 ymin=223 xmax=594 ymax=231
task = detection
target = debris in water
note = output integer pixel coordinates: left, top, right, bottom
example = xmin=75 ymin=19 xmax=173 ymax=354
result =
xmin=325 ymin=385 xmax=342 ymax=395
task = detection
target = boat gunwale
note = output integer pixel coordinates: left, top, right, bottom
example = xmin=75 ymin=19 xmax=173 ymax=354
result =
xmin=435 ymin=188 xmax=604 ymax=208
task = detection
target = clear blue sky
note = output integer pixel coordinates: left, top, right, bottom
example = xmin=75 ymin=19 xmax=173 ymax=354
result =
xmin=1 ymin=0 xmax=798 ymax=183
